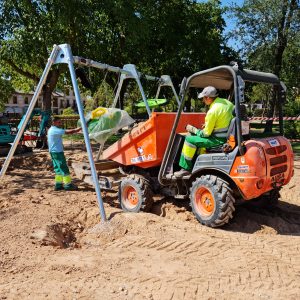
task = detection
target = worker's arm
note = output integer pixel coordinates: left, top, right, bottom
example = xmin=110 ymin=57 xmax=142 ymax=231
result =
xmin=65 ymin=127 xmax=82 ymax=135
xmin=201 ymin=110 xmax=217 ymax=137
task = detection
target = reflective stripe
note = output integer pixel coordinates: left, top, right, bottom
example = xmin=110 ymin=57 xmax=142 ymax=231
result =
xmin=213 ymin=126 xmax=228 ymax=137
xmin=213 ymin=132 xmax=228 ymax=137
xmin=213 ymin=127 xmax=228 ymax=133
xmin=182 ymin=141 xmax=197 ymax=161
xmin=63 ymin=175 xmax=72 ymax=184
xmin=55 ymin=175 xmax=63 ymax=183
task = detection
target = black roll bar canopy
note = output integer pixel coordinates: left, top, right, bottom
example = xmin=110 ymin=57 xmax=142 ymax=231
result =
xmin=158 ymin=64 xmax=283 ymax=186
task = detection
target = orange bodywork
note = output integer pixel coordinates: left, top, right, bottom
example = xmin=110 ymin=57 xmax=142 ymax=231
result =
xmin=230 ymin=136 xmax=294 ymax=200
xmin=102 ymin=112 xmax=206 ymax=168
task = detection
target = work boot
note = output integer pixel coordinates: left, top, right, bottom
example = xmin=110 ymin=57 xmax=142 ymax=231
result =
xmin=54 ymin=183 xmax=64 ymax=191
xmin=64 ymin=183 xmax=78 ymax=191
xmin=174 ymin=168 xmax=191 ymax=178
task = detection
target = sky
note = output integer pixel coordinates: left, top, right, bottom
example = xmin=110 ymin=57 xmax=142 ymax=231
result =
xmin=220 ymin=0 xmax=244 ymax=49
xmin=199 ymin=0 xmax=245 ymax=49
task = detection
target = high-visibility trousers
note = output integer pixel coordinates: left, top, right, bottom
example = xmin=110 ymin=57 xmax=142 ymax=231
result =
xmin=179 ymin=135 xmax=226 ymax=171
xmin=50 ymin=152 xmax=72 ymax=186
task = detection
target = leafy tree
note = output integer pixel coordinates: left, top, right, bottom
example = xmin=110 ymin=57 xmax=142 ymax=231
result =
xmin=228 ymin=0 xmax=300 ymax=132
xmin=0 ymin=0 xmax=228 ymax=115
xmin=0 ymin=77 xmax=13 ymax=112
xmin=0 ymin=0 xmax=110 ymax=111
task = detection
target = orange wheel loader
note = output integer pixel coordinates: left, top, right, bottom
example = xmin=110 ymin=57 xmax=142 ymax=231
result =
xmin=101 ymin=64 xmax=294 ymax=227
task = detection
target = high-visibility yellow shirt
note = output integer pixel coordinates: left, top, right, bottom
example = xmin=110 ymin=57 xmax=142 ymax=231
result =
xmin=202 ymin=97 xmax=234 ymax=137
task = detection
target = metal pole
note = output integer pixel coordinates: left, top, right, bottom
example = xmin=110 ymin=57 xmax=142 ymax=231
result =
xmin=74 ymin=56 xmax=131 ymax=76
xmin=156 ymin=75 xmax=180 ymax=106
xmin=112 ymin=75 xmax=125 ymax=108
xmin=0 ymin=45 xmax=60 ymax=180
xmin=73 ymin=56 xmax=160 ymax=82
xmin=170 ymin=84 xmax=180 ymax=106
xmin=65 ymin=45 xmax=107 ymax=222
xmin=155 ymin=86 xmax=161 ymax=99
xmin=136 ymin=76 xmax=151 ymax=116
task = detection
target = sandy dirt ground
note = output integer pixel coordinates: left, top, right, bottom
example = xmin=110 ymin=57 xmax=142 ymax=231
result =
xmin=0 ymin=144 xmax=299 ymax=300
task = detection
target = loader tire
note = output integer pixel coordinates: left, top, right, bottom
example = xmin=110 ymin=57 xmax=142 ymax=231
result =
xmin=190 ymin=175 xmax=235 ymax=227
xmin=119 ymin=174 xmax=153 ymax=213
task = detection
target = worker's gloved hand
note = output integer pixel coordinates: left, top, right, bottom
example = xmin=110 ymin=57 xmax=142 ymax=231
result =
xmin=197 ymin=130 xmax=205 ymax=137
xmin=186 ymin=124 xmax=198 ymax=135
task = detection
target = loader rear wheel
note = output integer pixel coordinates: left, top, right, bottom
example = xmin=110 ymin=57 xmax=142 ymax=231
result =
xmin=119 ymin=174 xmax=153 ymax=213
xmin=190 ymin=175 xmax=235 ymax=227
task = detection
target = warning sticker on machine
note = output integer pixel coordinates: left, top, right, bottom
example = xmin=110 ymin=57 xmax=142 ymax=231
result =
xmin=237 ymin=165 xmax=250 ymax=173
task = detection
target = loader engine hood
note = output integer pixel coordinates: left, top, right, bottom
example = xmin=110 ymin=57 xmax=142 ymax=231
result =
xmin=229 ymin=136 xmax=294 ymax=200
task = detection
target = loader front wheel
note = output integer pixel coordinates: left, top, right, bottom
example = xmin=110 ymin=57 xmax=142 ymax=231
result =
xmin=190 ymin=175 xmax=235 ymax=227
xmin=119 ymin=174 xmax=153 ymax=213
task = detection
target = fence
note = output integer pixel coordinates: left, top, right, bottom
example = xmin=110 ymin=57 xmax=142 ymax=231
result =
xmin=7 ymin=115 xmax=300 ymax=143
xmin=249 ymin=116 xmax=300 ymax=121
xmin=8 ymin=116 xmax=79 ymax=130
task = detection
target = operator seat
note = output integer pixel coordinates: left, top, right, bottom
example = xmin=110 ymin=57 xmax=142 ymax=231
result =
xmin=206 ymin=104 xmax=249 ymax=153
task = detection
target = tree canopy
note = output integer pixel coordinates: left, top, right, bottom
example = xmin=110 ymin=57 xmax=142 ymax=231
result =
xmin=228 ymin=0 xmax=299 ymax=89
xmin=228 ymin=0 xmax=300 ymax=132
xmin=0 ymin=0 xmax=228 ymax=111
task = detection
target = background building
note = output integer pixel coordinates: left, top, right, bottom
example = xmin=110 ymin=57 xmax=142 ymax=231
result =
xmin=4 ymin=89 xmax=84 ymax=116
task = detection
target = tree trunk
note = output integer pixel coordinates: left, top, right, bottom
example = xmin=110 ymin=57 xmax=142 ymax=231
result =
xmin=264 ymin=0 xmax=298 ymax=133
xmin=42 ymin=69 xmax=61 ymax=112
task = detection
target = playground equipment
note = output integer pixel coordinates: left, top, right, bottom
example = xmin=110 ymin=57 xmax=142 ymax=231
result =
xmin=96 ymin=64 xmax=294 ymax=227
xmin=111 ymin=66 xmax=180 ymax=115
xmin=0 ymin=109 xmax=49 ymax=156
xmin=0 ymin=115 xmax=20 ymax=156
xmin=0 ymin=44 xmax=179 ymax=223
xmin=77 ymin=61 xmax=180 ymax=161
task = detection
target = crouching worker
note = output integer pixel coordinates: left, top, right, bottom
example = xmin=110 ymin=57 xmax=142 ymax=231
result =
xmin=174 ymin=86 xmax=234 ymax=178
xmin=47 ymin=117 xmax=82 ymax=191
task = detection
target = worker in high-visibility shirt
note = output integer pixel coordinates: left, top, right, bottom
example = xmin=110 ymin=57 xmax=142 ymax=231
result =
xmin=174 ymin=86 xmax=234 ymax=177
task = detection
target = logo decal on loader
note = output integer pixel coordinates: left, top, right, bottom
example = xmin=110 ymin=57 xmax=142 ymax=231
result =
xmin=131 ymin=154 xmax=153 ymax=163
xmin=237 ymin=165 xmax=250 ymax=173
xmin=268 ymin=138 xmax=280 ymax=147
xmin=212 ymin=156 xmax=229 ymax=161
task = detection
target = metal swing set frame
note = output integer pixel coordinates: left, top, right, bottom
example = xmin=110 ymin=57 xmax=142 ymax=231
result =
xmin=0 ymin=43 xmax=179 ymax=221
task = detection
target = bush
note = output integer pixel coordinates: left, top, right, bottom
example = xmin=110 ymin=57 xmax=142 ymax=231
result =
xmin=283 ymin=100 xmax=300 ymax=138
xmin=284 ymin=121 xmax=300 ymax=139
xmin=62 ymin=107 xmax=76 ymax=115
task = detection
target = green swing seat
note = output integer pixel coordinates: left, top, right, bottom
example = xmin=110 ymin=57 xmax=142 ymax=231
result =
xmin=135 ymin=98 xmax=167 ymax=108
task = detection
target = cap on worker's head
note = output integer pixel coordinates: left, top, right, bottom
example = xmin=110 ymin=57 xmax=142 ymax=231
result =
xmin=198 ymin=86 xmax=218 ymax=99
